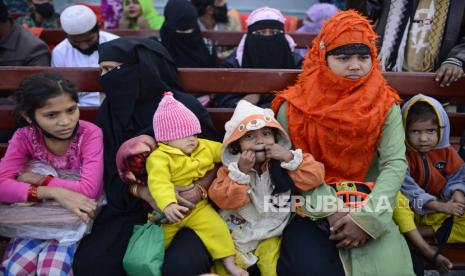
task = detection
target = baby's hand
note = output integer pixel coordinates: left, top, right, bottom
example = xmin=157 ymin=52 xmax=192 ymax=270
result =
xmin=163 ymin=203 xmax=188 ymax=223
xmin=452 ymin=191 xmax=465 ymax=205
xmin=265 ymin=144 xmax=293 ymax=162
xmin=238 ymin=150 xmax=255 ymax=173
xmin=436 ymin=201 xmax=465 ymax=216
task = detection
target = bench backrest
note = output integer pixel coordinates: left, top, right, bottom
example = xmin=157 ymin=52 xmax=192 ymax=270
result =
xmin=0 ymin=67 xmax=464 ymax=157
xmin=39 ymin=29 xmax=315 ymax=49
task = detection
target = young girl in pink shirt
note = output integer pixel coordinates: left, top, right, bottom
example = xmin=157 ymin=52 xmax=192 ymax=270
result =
xmin=0 ymin=73 xmax=104 ymax=275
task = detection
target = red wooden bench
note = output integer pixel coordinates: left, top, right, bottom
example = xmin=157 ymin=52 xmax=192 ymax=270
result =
xmin=38 ymin=29 xmax=315 ymax=50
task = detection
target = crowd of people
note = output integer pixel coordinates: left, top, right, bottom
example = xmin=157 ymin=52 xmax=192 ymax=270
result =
xmin=0 ymin=0 xmax=465 ymax=275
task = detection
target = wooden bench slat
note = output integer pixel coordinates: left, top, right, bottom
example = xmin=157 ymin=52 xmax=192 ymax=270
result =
xmin=1 ymin=67 xmax=464 ymax=103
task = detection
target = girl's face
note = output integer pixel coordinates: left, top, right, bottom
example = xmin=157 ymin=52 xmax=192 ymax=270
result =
xmin=238 ymin=127 xmax=276 ymax=163
xmin=125 ymin=0 xmax=142 ymax=19
xmin=99 ymin=61 xmax=123 ymax=76
xmin=32 ymin=93 xmax=80 ymax=140
xmin=327 ymin=54 xmax=372 ymax=80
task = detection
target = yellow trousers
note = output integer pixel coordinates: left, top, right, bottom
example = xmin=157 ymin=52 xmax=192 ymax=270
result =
xmin=212 ymin=236 xmax=281 ymax=276
xmin=163 ymin=200 xmax=235 ymax=259
xmin=393 ymin=192 xmax=465 ymax=243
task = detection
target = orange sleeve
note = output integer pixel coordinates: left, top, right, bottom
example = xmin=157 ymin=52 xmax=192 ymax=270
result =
xmin=288 ymin=153 xmax=325 ymax=193
xmin=445 ymin=147 xmax=465 ymax=176
xmin=208 ymin=166 xmax=250 ymax=210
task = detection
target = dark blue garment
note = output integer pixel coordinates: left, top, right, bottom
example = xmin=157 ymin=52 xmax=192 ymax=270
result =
xmin=278 ymin=215 xmax=345 ymax=276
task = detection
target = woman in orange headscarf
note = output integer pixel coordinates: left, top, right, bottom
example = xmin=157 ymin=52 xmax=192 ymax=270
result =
xmin=272 ymin=11 xmax=415 ymax=275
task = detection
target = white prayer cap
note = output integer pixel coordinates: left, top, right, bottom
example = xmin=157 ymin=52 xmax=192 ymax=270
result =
xmin=60 ymin=5 xmax=97 ymax=35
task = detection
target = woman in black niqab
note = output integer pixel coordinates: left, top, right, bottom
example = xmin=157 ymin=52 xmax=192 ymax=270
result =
xmin=72 ymin=37 xmax=219 ymax=276
xmin=160 ymin=0 xmax=217 ymax=68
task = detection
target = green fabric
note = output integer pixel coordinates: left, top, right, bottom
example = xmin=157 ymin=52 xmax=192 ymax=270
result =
xmin=276 ymin=102 xmax=415 ymax=276
xmin=123 ymin=214 xmax=164 ymax=276
xmin=16 ymin=14 xmax=60 ymax=29
xmin=125 ymin=0 xmax=164 ymax=30
xmin=350 ymin=104 xmax=407 ymax=239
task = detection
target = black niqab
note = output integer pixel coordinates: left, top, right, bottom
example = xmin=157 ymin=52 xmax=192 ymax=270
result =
xmin=73 ymin=37 xmax=219 ymax=275
xmin=160 ymin=0 xmax=217 ymax=68
xmin=242 ymin=20 xmax=295 ymax=69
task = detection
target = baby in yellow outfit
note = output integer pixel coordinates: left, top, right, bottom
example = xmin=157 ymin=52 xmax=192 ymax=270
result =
xmin=146 ymin=92 xmax=247 ymax=276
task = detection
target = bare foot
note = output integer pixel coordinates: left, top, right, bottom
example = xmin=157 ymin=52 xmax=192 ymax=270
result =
xmin=434 ymin=253 xmax=453 ymax=275
xmin=227 ymin=265 xmax=249 ymax=276
xmin=222 ymin=256 xmax=249 ymax=276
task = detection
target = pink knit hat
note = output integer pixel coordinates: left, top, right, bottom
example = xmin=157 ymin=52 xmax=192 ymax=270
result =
xmin=153 ymin=92 xmax=201 ymax=142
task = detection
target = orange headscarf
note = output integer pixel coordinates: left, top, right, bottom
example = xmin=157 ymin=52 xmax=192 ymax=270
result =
xmin=272 ymin=11 xmax=401 ymax=183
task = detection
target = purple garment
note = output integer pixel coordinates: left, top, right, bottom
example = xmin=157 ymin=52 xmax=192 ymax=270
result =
xmin=295 ymin=3 xmax=338 ymax=58
xmin=297 ymin=3 xmax=338 ymax=34
xmin=101 ymin=0 xmax=123 ymax=29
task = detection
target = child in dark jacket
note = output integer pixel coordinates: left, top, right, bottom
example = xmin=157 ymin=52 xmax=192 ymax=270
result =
xmin=394 ymin=94 xmax=465 ymax=274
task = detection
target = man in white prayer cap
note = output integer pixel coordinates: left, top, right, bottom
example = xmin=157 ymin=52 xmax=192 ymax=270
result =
xmin=51 ymin=4 xmax=118 ymax=106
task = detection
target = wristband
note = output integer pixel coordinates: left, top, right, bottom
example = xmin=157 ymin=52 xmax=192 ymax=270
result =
xmin=41 ymin=175 xmax=54 ymax=186
xmin=196 ymin=184 xmax=208 ymax=199
xmin=27 ymin=185 xmax=40 ymax=202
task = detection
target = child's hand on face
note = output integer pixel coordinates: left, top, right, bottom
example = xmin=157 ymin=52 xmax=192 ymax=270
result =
xmin=452 ymin=191 xmax=465 ymax=205
xmin=118 ymin=17 xmax=131 ymax=28
xmin=136 ymin=16 xmax=149 ymax=29
xmin=163 ymin=203 xmax=189 ymax=223
xmin=435 ymin=201 xmax=465 ymax=216
xmin=238 ymin=150 xmax=256 ymax=173
xmin=264 ymin=144 xmax=293 ymax=162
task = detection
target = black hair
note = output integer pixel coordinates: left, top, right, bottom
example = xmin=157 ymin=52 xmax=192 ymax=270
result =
xmin=0 ymin=0 xmax=9 ymax=23
xmin=406 ymin=101 xmax=439 ymax=130
xmin=190 ymin=0 xmax=213 ymax=16
xmin=13 ymin=72 xmax=79 ymax=128
xmin=228 ymin=127 xmax=280 ymax=155
xmin=326 ymin=43 xmax=371 ymax=58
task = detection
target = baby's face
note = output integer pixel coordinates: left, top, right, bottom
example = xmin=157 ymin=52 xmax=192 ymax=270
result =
xmin=238 ymin=127 xmax=276 ymax=163
xmin=166 ymin=135 xmax=199 ymax=155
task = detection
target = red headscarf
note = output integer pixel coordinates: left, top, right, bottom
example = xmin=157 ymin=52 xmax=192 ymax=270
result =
xmin=272 ymin=11 xmax=401 ymax=183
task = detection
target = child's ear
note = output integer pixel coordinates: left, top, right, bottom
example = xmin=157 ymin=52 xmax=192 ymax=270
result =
xmin=20 ymin=112 xmax=32 ymax=124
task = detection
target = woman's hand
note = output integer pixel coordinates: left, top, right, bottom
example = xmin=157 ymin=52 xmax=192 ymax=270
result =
xmin=329 ymin=215 xmax=369 ymax=248
xmin=17 ymin=172 xmax=45 ymax=185
xmin=41 ymin=187 xmax=97 ymax=223
xmin=133 ymin=185 xmax=195 ymax=213
xmin=116 ymin=135 xmax=156 ymax=184
xmin=180 ymin=164 xmax=220 ymax=203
